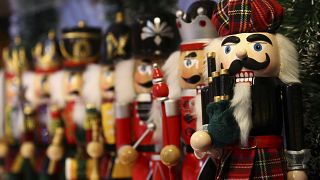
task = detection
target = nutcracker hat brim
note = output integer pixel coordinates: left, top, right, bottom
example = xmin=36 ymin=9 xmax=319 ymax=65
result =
xmin=212 ymin=0 xmax=284 ymax=36
xmin=33 ymin=31 xmax=62 ymax=73
xmin=61 ymin=21 xmax=102 ymax=68
xmin=176 ymin=0 xmax=218 ymax=43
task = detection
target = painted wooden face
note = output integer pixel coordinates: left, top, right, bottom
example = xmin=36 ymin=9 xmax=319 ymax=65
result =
xmin=64 ymin=71 xmax=83 ymax=99
xmin=100 ymin=65 xmax=115 ymax=100
xmin=179 ymin=49 xmax=206 ymax=89
xmin=216 ymin=32 xmax=280 ymax=78
xmin=133 ymin=58 xmax=163 ymax=94
xmin=35 ymin=73 xmax=50 ymax=99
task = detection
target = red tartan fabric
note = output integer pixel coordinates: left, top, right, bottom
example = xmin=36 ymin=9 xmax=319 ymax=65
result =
xmin=216 ymin=148 xmax=286 ymax=179
xmin=212 ymin=0 xmax=284 ymax=36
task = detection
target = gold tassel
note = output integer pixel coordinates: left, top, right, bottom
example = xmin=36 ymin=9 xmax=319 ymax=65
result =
xmin=11 ymin=154 xmax=23 ymax=173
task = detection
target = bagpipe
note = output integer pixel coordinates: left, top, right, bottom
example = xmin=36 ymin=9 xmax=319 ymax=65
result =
xmin=190 ymin=52 xmax=240 ymax=159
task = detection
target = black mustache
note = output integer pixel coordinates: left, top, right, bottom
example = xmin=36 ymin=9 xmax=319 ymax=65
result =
xmin=182 ymin=75 xmax=201 ymax=84
xmin=70 ymin=91 xmax=80 ymax=96
xmin=41 ymin=93 xmax=50 ymax=99
xmin=229 ymin=53 xmax=270 ymax=75
xmin=138 ymin=80 xmax=153 ymax=88
xmin=105 ymin=86 xmax=115 ymax=91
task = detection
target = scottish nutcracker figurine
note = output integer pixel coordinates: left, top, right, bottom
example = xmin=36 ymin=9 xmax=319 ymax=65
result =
xmin=115 ymin=12 xmax=180 ymax=180
xmin=190 ymin=0 xmax=309 ymax=179
xmin=152 ymin=1 xmax=219 ymax=179
xmin=100 ymin=9 xmax=133 ymax=179
xmin=60 ymin=21 xmax=103 ymax=179
xmin=2 ymin=36 xmax=38 ymax=179
xmin=31 ymin=30 xmax=66 ymax=179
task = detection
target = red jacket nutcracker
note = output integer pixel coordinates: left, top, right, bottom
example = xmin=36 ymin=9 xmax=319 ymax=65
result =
xmin=115 ymin=12 xmax=180 ymax=180
xmin=1 ymin=37 xmax=38 ymax=179
xmin=100 ymin=9 xmax=133 ymax=179
xmin=153 ymin=1 xmax=218 ymax=179
xmin=30 ymin=31 xmax=66 ymax=178
xmin=60 ymin=21 xmax=103 ymax=179
xmin=191 ymin=0 xmax=310 ymax=179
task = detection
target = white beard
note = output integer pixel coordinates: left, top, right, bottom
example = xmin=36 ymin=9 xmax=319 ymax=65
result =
xmin=72 ymin=97 xmax=86 ymax=128
xmin=230 ymin=83 xmax=252 ymax=146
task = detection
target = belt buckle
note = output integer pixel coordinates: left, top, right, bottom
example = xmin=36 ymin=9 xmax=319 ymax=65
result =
xmin=240 ymin=137 xmax=257 ymax=150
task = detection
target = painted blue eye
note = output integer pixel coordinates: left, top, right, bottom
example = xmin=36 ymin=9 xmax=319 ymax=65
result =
xmin=186 ymin=59 xmax=192 ymax=66
xmin=253 ymin=43 xmax=263 ymax=51
xmin=224 ymin=45 xmax=231 ymax=54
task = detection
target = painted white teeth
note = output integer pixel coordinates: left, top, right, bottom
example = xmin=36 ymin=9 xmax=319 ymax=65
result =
xmin=245 ymin=72 xmax=248 ymax=77
xmin=236 ymin=74 xmax=239 ymax=77
xmin=240 ymin=73 xmax=244 ymax=77
xmin=236 ymin=78 xmax=240 ymax=83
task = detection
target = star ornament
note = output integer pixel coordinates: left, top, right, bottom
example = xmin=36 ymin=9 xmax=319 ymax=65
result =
xmin=141 ymin=17 xmax=174 ymax=46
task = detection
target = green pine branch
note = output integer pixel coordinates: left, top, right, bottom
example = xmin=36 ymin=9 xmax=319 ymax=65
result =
xmin=279 ymin=0 xmax=320 ymax=178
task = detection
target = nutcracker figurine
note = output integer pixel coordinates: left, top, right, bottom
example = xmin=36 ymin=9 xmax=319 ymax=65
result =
xmin=151 ymin=1 xmax=218 ymax=179
xmin=31 ymin=30 xmax=66 ymax=179
xmin=100 ymin=9 xmax=133 ymax=179
xmin=2 ymin=36 xmax=38 ymax=179
xmin=60 ymin=21 xmax=103 ymax=179
xmin=190 ymin=0 xmax=309 ymax=179
xmin=115 ymin=12 xmax=180 ymax=179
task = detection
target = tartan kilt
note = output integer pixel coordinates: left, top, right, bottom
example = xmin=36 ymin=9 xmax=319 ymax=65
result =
xmin=216 ymin=148 xmax=287 ymax=180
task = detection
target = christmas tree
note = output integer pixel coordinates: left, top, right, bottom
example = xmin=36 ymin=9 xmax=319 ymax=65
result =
xmin=279 ymin=0 xmax=320 ymax=179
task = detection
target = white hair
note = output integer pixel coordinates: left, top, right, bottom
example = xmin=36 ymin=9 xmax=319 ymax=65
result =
xmin=162 ymin=51 xmax=181 ymax=99
xmin=23 ymin=71 xmax=36 ymax=106
xmin=82 ymin=64 xmax=102 ymax=109
xmin=115 ymin=59 xmax=136 ymax=105
xmin=49 ymin=70 xmax=65 ymax=108
xmin=276 ymin=33 xmax=301 ymax=84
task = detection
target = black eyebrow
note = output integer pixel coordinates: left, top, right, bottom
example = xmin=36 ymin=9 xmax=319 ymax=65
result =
xmin=141 ymin=58 xmax=152 ymax=63
xmin=185 ymin=52 xmax=197 ymax=58
xmin=246 ymin=34 xmax=273 ymax=45
xmin=221 ymin=36 xmax=241 ymax=46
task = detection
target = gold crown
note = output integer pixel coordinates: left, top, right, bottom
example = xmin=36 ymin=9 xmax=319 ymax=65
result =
xmin=2 ymin=36 xmax=29 ymax=74
xmin=33 ymin=31 xmax=62 ymax=73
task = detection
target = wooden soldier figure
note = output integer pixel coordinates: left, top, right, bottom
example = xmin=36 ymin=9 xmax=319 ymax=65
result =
xmin=191 ymin=0 xmax=309 ymax=179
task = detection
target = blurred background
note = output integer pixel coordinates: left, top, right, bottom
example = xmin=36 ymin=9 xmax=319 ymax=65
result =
xmin=0 ymin=0 xmax=319 ymax=178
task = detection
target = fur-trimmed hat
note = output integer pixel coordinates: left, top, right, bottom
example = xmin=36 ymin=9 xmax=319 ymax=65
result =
xmin=212 ymin=0 xmax=284 ymax=36
xmin=131 ymin=12 xmax=180 ymax=59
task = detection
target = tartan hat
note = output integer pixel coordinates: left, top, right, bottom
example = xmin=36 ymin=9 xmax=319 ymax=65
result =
xmin=212 ymin=0 xmax=284 ymax=36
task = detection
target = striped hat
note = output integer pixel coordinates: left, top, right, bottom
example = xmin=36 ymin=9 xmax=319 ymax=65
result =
xmin=212 ymin=0 xmax=284 ymax=36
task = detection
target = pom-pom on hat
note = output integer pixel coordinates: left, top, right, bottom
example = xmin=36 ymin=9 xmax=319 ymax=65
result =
xmin=212 ymin=0 xmax=284 ymax=36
